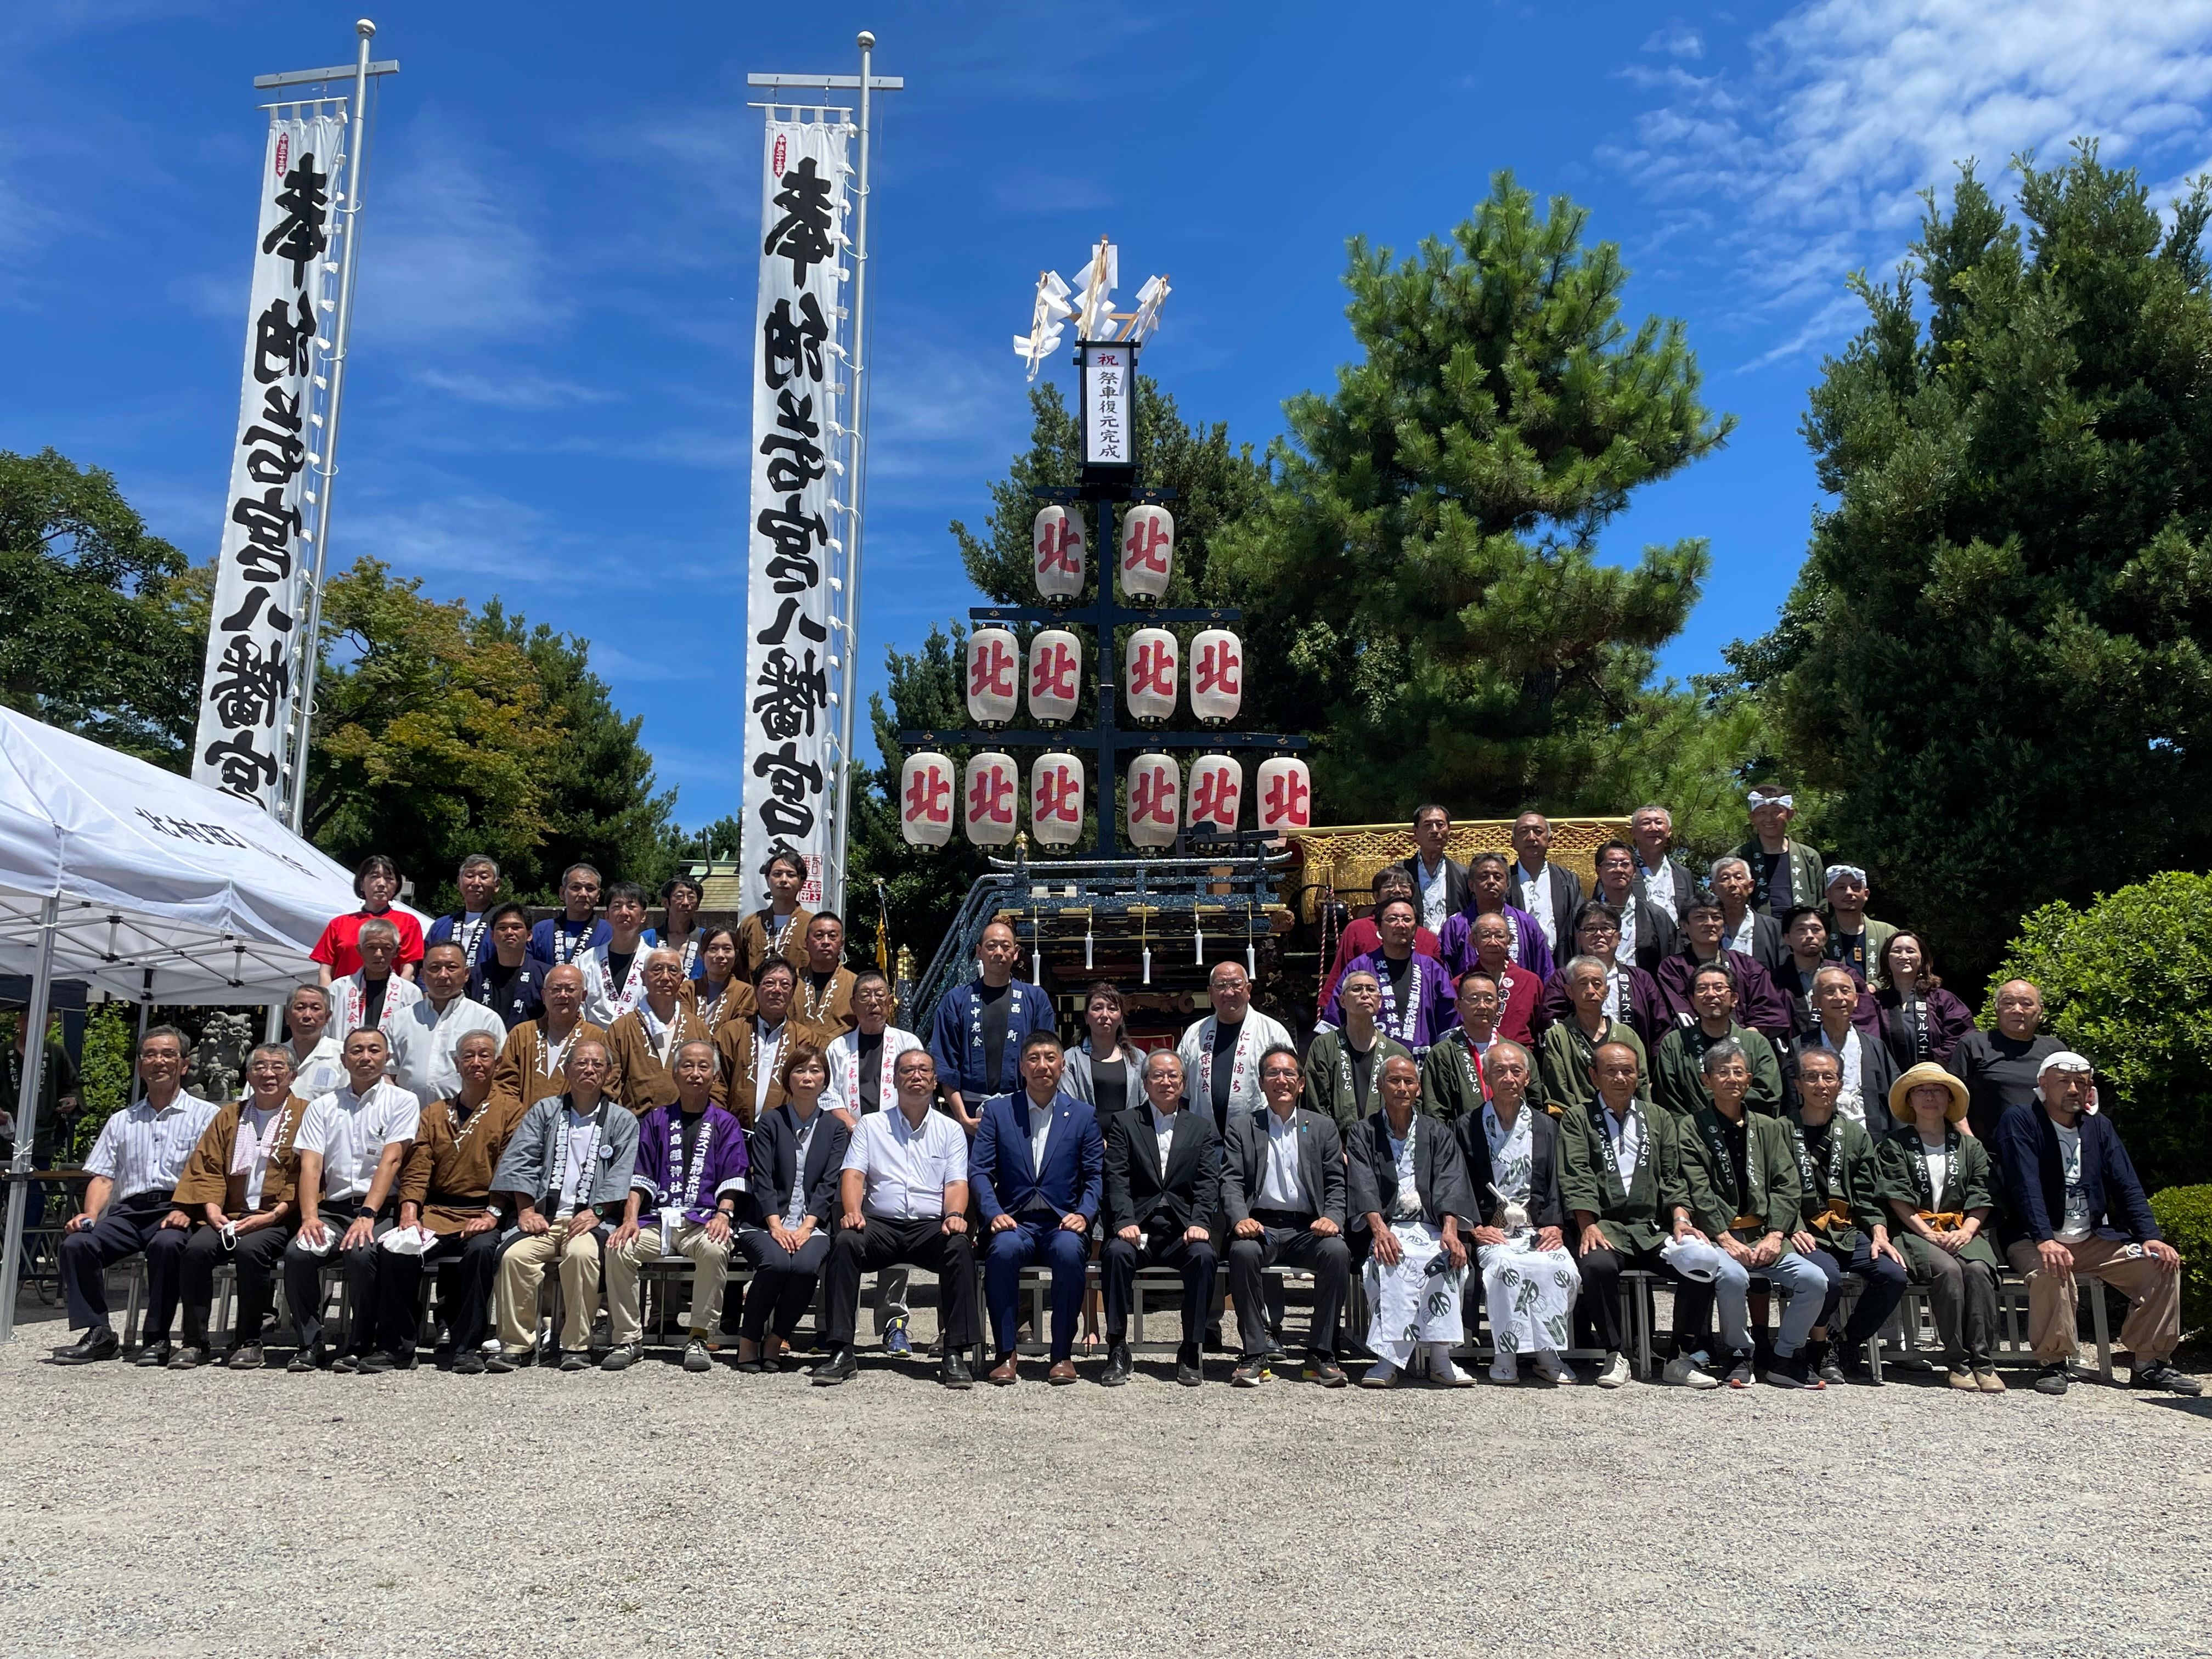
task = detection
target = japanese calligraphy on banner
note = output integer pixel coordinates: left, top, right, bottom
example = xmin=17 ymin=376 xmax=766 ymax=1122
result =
xmin=191 ymin=110 xmax=348 ymax=809
xmin=743 ymin=115 xmax=853 ymax=911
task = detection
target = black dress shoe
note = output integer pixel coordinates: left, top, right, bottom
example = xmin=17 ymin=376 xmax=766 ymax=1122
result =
xmin=1176 ymin=1345 xmax=1203 ymax=1387
xmin=133 ymin=1339 xmax=173 ymax=1368
xmin=52 ymin=1328 xmax=120 ymax=1365
xmin=2134 ymin=1361 xmax=2203 ymax=1396
xmin=451 ymin=1352 xmax=486 ymax=1376
xmin=167 ymin=1345 xmax=210 ymax=1370
xmin=357 ymin=1352 xmax=400 ymax=1374
xmin=810 ymin=1346 xmax=857 ymax=1387
xmin=1101 ymin=1341 xmax=1132 ymax=1386
xmin=940 ymin=1353 xmax=973 ymax=1390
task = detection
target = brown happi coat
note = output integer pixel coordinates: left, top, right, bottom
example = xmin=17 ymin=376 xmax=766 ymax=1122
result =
xmin=736 ymin=905 xmax=811 ymax=979
xmin=173 ymin=1093 xmax=308 ymax=1217
xmin=489 ymin=1019 xmax=620 ymax=1118
xmin=400 ymin=1093 xmax=525 ymax=1234
xmin=604 ymin=1000 xmax=722 ymax=1114
xmin=713 ymin=1014 xmax=833 ymax=1128
xmin=791 ymin=964 xmax=857 ymax=1037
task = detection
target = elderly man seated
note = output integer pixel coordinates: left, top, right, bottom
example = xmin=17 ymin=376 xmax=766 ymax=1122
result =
xmin=1993 ymin=1052 xmax=2199 ymax=1397
xmin=1458 ymin=1040 xmax=1579 ymax=1386
xmin=1347 ymin=1054 xmax=1475 ymax=1389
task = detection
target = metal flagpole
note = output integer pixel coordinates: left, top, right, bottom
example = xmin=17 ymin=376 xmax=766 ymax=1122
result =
xmin=747 ymin=37 xmax=900 ymax=916
xmin=278 ymin=20 xmax=397 ymax=835
xmin=1 ymin=895 xmax=63 ymax=1342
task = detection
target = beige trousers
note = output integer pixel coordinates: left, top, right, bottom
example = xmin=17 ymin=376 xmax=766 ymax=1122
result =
xmin=2004 ymin=1235 xmax=2181 ymax=1365
xmin=605 ymin=1220 xmax=734 ymax=1343
xmin=496 ymin=1224 xmax=605 ymax=1353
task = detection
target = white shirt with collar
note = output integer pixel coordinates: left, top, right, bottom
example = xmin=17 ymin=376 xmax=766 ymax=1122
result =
xmin=287 ymin=1035 xmax=347 ymax=1103
xmin=1516 ymin=859 xmax=1555 ymax=951
xmin=1600 ymin=1102 xmax=1643 ymax=1188
xmin=84 ymin=1090 xmax=219 ymax=1201
xmin=232 ymin=1099 xmax=289 ymax=1210
xmin=845 ymin=1105 xmax=969 ymax=1221
xmin=1415 ymin=855 xmax=1451 ymax=932
xmin=1257 ymin=1107 xmax=1305 ymax=1210
xmin=1725 ymin=911 xmax=1758 ymax=956
xmin=1637 ymin=854 xmax=1680 ymax=923
xmin=1023 ymin=1092 xmax=1056 ymax=1173
xmin=1611 ymin=895 xmax=1640 ymax=967
xmin=296 ymin=1080 xmax=421 ymax=1205
xmin=1149 ymin=1104 xmax=1177 ymax=1175
xmin=1814 ymin=1025 xmax=1866 ymax=1123
xmin=388 ymin=994 xmax=507 ymax=1107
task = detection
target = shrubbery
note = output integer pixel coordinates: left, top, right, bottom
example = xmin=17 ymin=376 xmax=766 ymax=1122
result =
xmin=2148 ymin=1186 xmax=2212 ymax=1339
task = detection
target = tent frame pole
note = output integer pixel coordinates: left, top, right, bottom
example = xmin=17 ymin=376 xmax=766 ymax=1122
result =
xmin=1 ymin=894 xmax=63 ymax=1343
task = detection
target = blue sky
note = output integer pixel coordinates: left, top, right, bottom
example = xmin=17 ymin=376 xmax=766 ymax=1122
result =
xmin=9 ymin=1 xmax=2212 ymax=831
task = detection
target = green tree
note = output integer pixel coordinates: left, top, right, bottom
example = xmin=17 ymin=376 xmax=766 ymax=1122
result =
xmin=0 ymin=448 xmax=200 ymax=767
xmin=304 ymin=560 xmax=565 ymax=909
xmin=1745 ymin=146 xmax=2212 ymax=980
xmin=476 ymin=601 xmax=681 ymax=904
xmin=1990 ymin=871 xmax=2212 ymax=1192
xmin=1209 ymin=172 xmax=1736 ymax=821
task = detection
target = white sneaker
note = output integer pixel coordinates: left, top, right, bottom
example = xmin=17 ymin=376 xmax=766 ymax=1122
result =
xmin=1595 ymin=1351 xmax=1632 ymax=1389
xmin=1663 ymin=1352 xmax=1720 ymax=1390
xmin=1427 ymin=1342 xmax=1474 ymax=1386
xmin=1533 ymin=1350 xmax=1577 ymax=1386
xmin=1359 ymin=1359 xmax=1400 ymax=1389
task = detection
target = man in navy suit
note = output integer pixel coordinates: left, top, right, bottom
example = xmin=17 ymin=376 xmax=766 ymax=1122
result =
xmin=972 ymin=1030 xmax=1105 ymax=1386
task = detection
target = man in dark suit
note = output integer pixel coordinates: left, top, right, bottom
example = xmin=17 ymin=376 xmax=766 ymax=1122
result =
xmin=1508 ymin=811 xmax=1585 ymax=963
xmin=1992 ymin=1051 xmax=2198 ymax=1397
xmin=1590 ymin=840 xmax=1681 ymax=977
xmin=1221 ymin=1045 xmax=1351 ymax=1387
xmin=1100 ymin=1050 xmax=1220 ymax=1387
xmin=1392 ymin=803 xmax=1469 ymax=934
xmin=1629 ymin=808 xmax=1699 ymax=926
xmin=972 ymin=1030 xmax=1105 ymax=1385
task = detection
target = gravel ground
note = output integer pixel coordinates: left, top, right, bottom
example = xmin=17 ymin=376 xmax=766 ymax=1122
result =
xmin=1 ymin=1300 xmax=2206 ymax=1659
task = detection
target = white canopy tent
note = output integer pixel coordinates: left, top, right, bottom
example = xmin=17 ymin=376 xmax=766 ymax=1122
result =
xmin=0 ymin=708 xmax=419 ymax=1339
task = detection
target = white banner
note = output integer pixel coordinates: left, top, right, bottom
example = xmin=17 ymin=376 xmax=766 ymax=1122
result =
xmin=191 ymin=111 xmax=347 ymax=809
xmin=743 ymin=116 xmax=852 ymax=912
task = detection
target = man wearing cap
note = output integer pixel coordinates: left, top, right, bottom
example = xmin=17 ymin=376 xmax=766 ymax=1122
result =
xmin=1733 ymin=789 xmax=1824 ymax=918
xmin=1993 ymin=1052 xmax=2198 ymax=1397
xmin=1950 ymin=979 xmax=2063 ymax=1142
xmin=1876 ymin=1063 xmax=2003 ymax=1390
xmin=1820 ymin=865 xmax=1895 ymax=990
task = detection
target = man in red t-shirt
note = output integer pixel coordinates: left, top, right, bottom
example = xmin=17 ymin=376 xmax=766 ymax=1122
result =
xmin=313 ymin=854 xmax=424 ymax=984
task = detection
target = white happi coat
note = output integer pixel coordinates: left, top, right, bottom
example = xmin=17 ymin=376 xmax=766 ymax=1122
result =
xmin=1175 ymin=1009 xmax=1294 ymax=1127
xmin=821 ymin=1025 xmax=923 ymax=1119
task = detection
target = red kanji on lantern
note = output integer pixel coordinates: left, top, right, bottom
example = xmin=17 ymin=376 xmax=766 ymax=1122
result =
xmin=1036 ymin=515 xmax=1081 ymax=576
xmin=1189 ymin=760 xmax=1241 ymax=829
xmin=1030 ymin=641 xmax=1078 ymax=703
xmin=1195 ymin=639 xmax=1241 ymax=697
xmin=1124 ymin=513 xmax=1170 ymax=574
xmin=1035 ymin=765 xmax=1082 ymax=822
xmin=1260 ymin=760 xmax=1311 ymax=829
xmin=905 ymin=767 xmax=951 ymax=825
xmin=969 ymin=766 xmax=1016 ymax=825
xmin=1131 ymin=640 xmax=1175 ymax=696
xmin=969 ymin=636 xmax=1016 ymax=699
xmin=1131 ymin=769 xmax=1175 ymax=826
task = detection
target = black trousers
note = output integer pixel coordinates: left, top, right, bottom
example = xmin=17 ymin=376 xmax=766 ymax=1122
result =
xmin=59 ymin=1191 xmax=184 ymax=1335
xmin=1101 ymin=1223 xmax=1217 ymax=1347
xmin=283 ymin=1217 xmax=392 ymax=1356
xmin=823 ymin=1216 xmax=979 ymax=1350
xmin=1810 ymin=1235 xmax=1909 ymax=1345
xmin=1574 ymin=1238 xmax=1696 ymax=1355
xmin=737 ymin=1228 xmax=832 ymax=1340
xmin=179 ymin=1218 xmax=295 ymax=1347
xmin=377 ymin=1228 xmax=504 ymax=1358
xmin=1226 ymin=1210 xmax=1349 ymax=1358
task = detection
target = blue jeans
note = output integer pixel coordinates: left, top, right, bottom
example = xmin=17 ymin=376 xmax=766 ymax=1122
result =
xmin=1680 ymin=1246 xmax=1830 ymax=1358
xmin=984 ymin=1215 xmax=1088 ymax=1360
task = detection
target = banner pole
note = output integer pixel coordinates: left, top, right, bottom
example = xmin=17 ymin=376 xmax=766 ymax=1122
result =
xmin=283 ymin=19 xmax=377 ymax=834
xmin=827 ymin=29 xmax=877 ymax=915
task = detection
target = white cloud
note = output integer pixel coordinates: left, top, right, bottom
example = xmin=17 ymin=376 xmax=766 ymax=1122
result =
xmin=1644 ymin=22 xmax=1705 ymax=59
xmin=413 ymin=368 xmax=619 ymax=410
xmin=352 ymin=112 xmax=572 ymax=349
xmin=1609 ymin=0 xmax=2212 ymax=362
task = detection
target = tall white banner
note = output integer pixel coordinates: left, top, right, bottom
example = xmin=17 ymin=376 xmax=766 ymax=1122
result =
xmin=192 ymin=111 xmax=347 ymax=809
xmin=743 ymin=116 xmax=852 ymax=911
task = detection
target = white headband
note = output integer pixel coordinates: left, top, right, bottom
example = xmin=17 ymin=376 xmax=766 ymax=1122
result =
xmin=1824 ymin=864 xmax=1867 ymax=889
xmin=1748 ymin=790 xmax=1794 ymax=809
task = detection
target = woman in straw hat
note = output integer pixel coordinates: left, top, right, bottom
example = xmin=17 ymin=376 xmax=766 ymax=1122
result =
xmin=1876 ymin=1063 xmax=2004 ymax=1391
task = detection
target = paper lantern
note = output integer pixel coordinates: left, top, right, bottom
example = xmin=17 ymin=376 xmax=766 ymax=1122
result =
xmin=1119 ymin=504 xmax=1174 ymax=602
xmin=1256 ymin=757 xmax=1312 ymax=835
xmin=1027 ymin=628 xmax=1082 ymax=725
xmin=1124 ymin=627 xmax=1178 ymax=723
xmin=1187 ymin=754 xmax=1244 ymax=834
xmin=1031 ymin=505 xmax=1086 ymax=602
xmin=1030 ymin=752 xmax=1085 ymax=846
xmin=964 ymin=627 xmax=1020 ymax=727
xmin=963 ymin=752 xmax=1019 ymax=846
xmin=1126 ymin=753 xmax=1181 ymax=848
xmin=1189 ymin=628 xmax=1244 ymax=724
xmin=899 ymin=752 xmax=955 ymax=847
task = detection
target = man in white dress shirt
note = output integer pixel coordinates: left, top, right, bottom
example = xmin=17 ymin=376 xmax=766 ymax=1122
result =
xmin=388 ymin=941 xmax=507 ymax=1107
xmin=282 ymin=982 xmax=347 ymax=1102
xmin=822 ymin=969 xmax=924 ymax=1354
xmin=1221 ymin=1046 xmax=1352 ymax=1387
xmin=1176 ymin=961 xmax=1294 ymax=1139
xmin=282 ymin=1028 xmax=421 ymax=1372
xmin=52 ymin=1026 xmax=218 ymax=1365
xmin=812 ymin=1048 xmax=980 ymax=1389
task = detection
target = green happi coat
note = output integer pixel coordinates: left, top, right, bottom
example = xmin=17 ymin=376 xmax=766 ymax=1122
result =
xmin=1534 ymin=1018 xmax=1650 ymax=1117
xmin=1874 ymin=1123 xmax=2001 ymax=1275
xmin=1419 ymin=1027 xmax=1497 ymax=1124
xmin=1680 ymin=1104 xmax=1802 ymax=1252
xmin=1558 ymin=1097 xmax=1691 ymax=1254
xmin=1302 ymin=1028 xmax=1415 ymax=1131
xmin=1783 ymin=1110 xmax=1887 ymax=1256
xmin=1650 ymin=1021 xmax=1784 ymax=1119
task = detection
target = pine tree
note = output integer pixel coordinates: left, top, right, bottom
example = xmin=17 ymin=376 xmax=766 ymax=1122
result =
xmin=1743 ymin=146 xmax=2212 ymax=980
xmin=1210 ymin=172 xmax=1736 ymax=821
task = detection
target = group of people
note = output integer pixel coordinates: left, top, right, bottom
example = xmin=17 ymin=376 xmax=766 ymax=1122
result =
xmin=37 ymin=809 xmax=2200 ymax=1398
